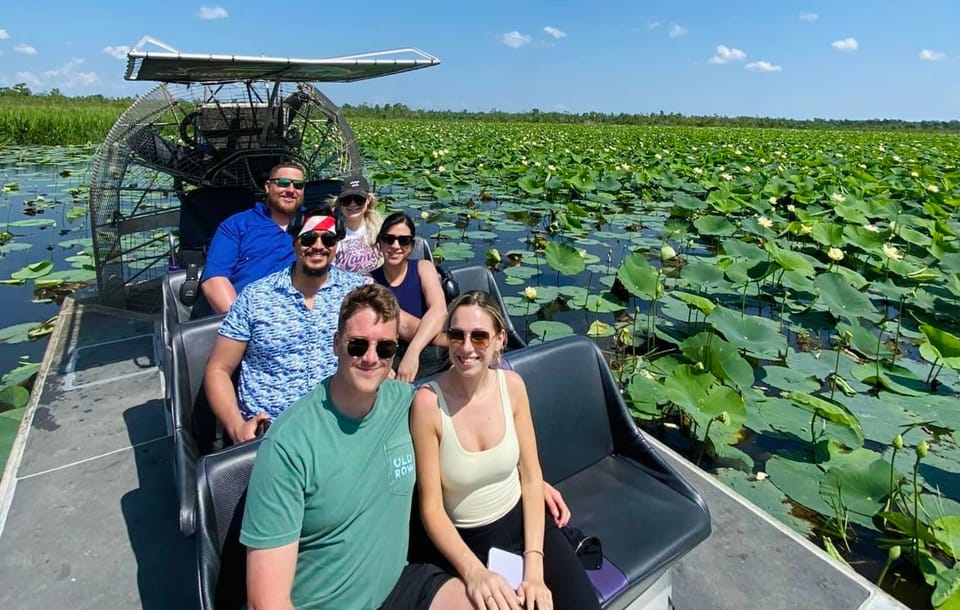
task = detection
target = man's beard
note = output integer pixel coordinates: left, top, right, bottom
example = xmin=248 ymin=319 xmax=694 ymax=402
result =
xmin=267 ymin=191 xmax=300 ymax=215
xmin=301 ymin=263 xmax=330 ymax=277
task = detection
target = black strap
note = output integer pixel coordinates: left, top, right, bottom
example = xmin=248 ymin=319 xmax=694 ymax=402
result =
xmin=179 ymin=263 xmax=201 ymax=306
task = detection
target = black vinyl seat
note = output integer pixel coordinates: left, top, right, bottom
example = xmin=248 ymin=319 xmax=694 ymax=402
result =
xmin=446 ymin=265 xmax=525 ymax=349
xmin=196 ymin=439 xmax=261 ymax=610
xmin=171 ymin=314 xmax=227 ymax=536
xmin=194 ymin=335 xmax=709 ymax=609
xmin=504 ymin=336 xmax=711 ymax=606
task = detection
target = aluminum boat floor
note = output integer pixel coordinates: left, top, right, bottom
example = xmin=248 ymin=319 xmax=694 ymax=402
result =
xmin=0 ymin=299 xmax=906 ymax=609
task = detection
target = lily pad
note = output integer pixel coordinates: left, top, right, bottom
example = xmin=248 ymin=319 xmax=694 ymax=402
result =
xmin=527 ymin=320 xmax=575 ymax=342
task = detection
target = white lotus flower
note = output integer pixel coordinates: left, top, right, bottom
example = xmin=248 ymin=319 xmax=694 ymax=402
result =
xmin=768 ymin=196 xmax=778 ymax=205
xmin=927 ymin=184 xmax=940 ymax=193
xmin=800 ymin=224 xmax=812 ymax=235
xmin=721 ymin=172 xmax=734 ymax=181
xmin=787 ymin=204 xmax=796 ymax=212
xmin=911 ymin=171 xmax=919 ymax=178
xmin=693 ymin=167 xmax=704 ymax=175
xmin=758 ymin=216 xmax=774 ymax=229
xmin=742 ymin=165 xmax=752 ymax=173
xmin=524 ymin=286 xmax=537 ymax=301
xmin=420 ymin=211 xmax=430 ymax=220
xmin=754 ymin=472 xmax=768 ymax=482
xmin=864 ymin=224 xmax=880 ymax=233
xmin=830 ymin=193 xmax=846 ymax=203
xmin=882 ymin=243 xmax=903 ymax=261
xmin=827 ymin=247 xmax=844 ymax=261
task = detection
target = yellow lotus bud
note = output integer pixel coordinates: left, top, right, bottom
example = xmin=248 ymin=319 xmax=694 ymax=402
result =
xmin=917 ymin=440 xmax=929 ymax=459
xmin=888 ymin=545 xmax=901 ymax=561
xmin=523 ymin=286 xmax=537 ymax=302
xmin=893 ymin=434 xmax=903 ymax=450
xmin=660 ymin=244 xmax=677 ymax=261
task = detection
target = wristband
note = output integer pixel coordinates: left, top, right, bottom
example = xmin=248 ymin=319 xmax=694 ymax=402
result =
xmin=523 ymin=549 xmax=544 ymax=558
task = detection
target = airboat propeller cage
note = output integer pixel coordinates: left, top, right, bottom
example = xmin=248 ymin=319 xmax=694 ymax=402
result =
xmin=89 ymin=37 xmax=439 ymax=309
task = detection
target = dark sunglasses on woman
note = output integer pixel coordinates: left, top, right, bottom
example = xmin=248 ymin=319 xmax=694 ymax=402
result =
xmin=379 ymin=234 xmax=415 ymax=247
xmin=299 ymin=231 xmax=339 ymax=248
xmin=445 ymin=328 xmax=492 ymax=349
xmin=346 ymin=337 xmax=399 ymax=359
xmin=340 ymin=195 xmax=367 ymax=207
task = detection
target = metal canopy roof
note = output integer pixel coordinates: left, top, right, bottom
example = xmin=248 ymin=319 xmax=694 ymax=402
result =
xmin=124 ymin=36 xmax=439 ymax=83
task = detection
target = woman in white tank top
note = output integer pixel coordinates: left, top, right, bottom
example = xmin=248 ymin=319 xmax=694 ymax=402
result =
xmin=410 ymin=291 xmax=600 ymax=610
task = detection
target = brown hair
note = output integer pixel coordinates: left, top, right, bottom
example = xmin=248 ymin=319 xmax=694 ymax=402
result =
xmin=266 ymin=162 xmax=305 ymax=181
xmin=443 ymin=290 xmax=506 ymax=334
xmin=338 ymin=284 xmax=401 ymax=334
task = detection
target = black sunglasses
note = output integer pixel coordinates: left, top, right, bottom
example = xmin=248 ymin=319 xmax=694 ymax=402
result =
xmin=445 ymin=328 xmax=492 ymax=349
xmin=299 ymin=231 xmax=339 ymax=248
xmin=340 ymin=195 xmax=367 ymax=206
xmin=346 ymin=337 xmax=399 ymax=359
xmin=269 ymin=178 xmax=305 ymax=190
xmin=379 ymin=234 xmax=415 ymax=247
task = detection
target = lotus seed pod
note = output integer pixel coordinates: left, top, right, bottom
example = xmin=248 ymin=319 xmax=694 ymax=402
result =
xmin=917 ymin=440 xmax=929 ymax=459
xmin=888 ymin=546 xmax=901 ymax=561
xmin=893 ymin=434 xmax=904 ymax=450
xmin=660 ymin=244 xmax=677 ymax=261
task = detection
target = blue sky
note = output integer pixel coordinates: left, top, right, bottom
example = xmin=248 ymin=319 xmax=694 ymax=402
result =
xmin=1 ymin=1 xmax=957 ymax=120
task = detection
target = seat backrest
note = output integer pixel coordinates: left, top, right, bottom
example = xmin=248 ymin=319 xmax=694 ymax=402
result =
xmin=162 ymin=270 xmax=192 ymax=340
xmin=447 ymin=265 xmax=525 ymax=349
xmin=179 ymin=186 xmax=258 ymax=255
xmin=303 ymin=178 xmax=342 ymax=208
xmin=503 ymin=336 xmax=614 ymax=483
xmin=172 ymin=315 xmax=225 ymax=436
xmin=410 ymin=236 xmax=433 ymax=261
xmin=196 ymin=439 xmax=261 ymax=610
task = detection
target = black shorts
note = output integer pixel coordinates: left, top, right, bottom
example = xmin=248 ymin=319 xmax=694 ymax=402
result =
xmin=378 ymin=562 xmax=453 ymax=610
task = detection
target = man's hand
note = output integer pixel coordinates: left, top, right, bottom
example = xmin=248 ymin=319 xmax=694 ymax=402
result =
xmin=543 ymin=482 xmax=570 ymax=527
xmin=230 ymin=412 xmax=270 ymax=444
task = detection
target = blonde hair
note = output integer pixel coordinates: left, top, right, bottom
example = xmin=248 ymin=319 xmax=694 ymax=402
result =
xmin=330 ymin=193 xmax=383 ymax=249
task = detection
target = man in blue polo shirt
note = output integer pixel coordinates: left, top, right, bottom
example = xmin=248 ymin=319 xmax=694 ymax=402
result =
xmin=200 ymin=162 xmax=306 ymax=314
xmin=204 ymin=206 xmax=369 ymax=443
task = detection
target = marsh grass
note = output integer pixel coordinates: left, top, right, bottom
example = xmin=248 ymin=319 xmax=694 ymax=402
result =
xmin=0 ymin=99 xmax=126 ymax=145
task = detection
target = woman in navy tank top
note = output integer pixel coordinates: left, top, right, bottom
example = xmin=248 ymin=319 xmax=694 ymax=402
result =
xmin=371 ymin=212 xmax=448 ymax=381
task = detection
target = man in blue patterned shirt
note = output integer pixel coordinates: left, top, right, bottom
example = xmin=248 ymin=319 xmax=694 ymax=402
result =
xmin=204 ymin=206 xmax=369 ymax=443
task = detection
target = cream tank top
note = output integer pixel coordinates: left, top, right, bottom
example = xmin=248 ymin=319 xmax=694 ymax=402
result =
xmin=427 ymin=369 xmax=522 ymax=528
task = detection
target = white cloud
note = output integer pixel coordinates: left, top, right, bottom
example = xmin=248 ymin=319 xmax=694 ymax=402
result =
xmin=919 ymin=49 xmax=945 ymax=61
xmin=669 ymin=23 xmax=687 ymax=38
xmin=15 ymin=72 xmax=42 ymax=87
xmin=0 ymin=29 xmax=9 ymax=39
xmin=831 ymin=37 xmax=858 ymax=51
xmin=799 ymin=13 xmax=818 ymax=22
xmin=103 ymin=45 xmax=131 ymax=60
xmin=543 ymin=26 xmax=566 ymax=40
xmin=648 ymin=21 xmax=661 ymax=30
xmin=708 ymin=45 xmax=746 ymax=64
xmin=746 ymin=61 xmax=782 ymax=72
xmin=14 ymin=43 xmax=37 ymax=55
xmin=500 ymin=31 xmax=532 ymax=48
xmin=44 ymin=58 xmax=97 ymax=88
xmin=197 ymin=5 xmax=228 ymax=19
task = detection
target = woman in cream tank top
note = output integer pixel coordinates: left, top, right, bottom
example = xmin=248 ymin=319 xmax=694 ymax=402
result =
xmin=410 ymin=291 xmax=600 ymax=610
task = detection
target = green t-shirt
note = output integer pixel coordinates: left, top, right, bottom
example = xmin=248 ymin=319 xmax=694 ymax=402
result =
xmin=240 ymin=378 xmax=417 ymax=609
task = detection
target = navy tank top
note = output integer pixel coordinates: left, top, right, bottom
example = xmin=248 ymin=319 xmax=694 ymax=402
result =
xmin=372 ymin=261 xmax=427 ymax=318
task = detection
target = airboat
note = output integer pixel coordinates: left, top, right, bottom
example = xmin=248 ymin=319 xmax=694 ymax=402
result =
xmin=0 ymin=38 xmax=904 ymax=610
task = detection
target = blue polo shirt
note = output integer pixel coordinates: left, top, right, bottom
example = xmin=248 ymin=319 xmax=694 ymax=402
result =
xmin=218 ymin=265 xmax=369 ymax=419
xmin=201 ymin=202 xmax=295 ymax=295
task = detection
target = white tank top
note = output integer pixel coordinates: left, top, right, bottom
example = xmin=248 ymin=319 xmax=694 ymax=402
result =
xmin=428 ymin=369 xmax=522 ymax=528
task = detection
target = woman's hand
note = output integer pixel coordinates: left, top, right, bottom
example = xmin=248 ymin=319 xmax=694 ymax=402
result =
xmin=229 ymin=412 xmax=269 ymax=444
xmin=543 ymin=482 xmax=570 ymax=527
xmin=396 ymin=350 xmax=421 ymax=383
xmin=464 ymin=566 xmax=522 ymax=610
xmin=518 ymin=579 xmax=553 ymax=610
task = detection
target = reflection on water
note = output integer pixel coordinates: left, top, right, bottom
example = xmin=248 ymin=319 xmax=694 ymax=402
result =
xmin=0 ymin=146 xmax=95 ymax=377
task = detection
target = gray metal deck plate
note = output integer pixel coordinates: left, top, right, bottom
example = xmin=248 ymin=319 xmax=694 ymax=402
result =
xmin=655 ymin=436 xmax=904 ymax=609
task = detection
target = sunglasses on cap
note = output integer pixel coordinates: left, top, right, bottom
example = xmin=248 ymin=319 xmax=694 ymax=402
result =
xmin=299 ymin=231 xmax=339 ymax=248
xmin=340 ymin=195 xmax=367 ymax=207
xmin=346 ymin=337 xmax=399 ymax=359
xmin=445 ymin=328 xmax=492 ymax=349
xmin=268 ymin=178 xmax=306 ymax=190
xmin=379 ymin=234 xmax=415 ymax=247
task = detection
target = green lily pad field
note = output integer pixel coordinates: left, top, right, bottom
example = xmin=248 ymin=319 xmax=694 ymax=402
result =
xmin=2 ymin=121 xmax=960 ymax=607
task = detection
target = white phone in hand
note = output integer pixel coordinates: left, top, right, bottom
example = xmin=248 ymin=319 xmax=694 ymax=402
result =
xmin=487 ymin=547 xmax=524 ymax=589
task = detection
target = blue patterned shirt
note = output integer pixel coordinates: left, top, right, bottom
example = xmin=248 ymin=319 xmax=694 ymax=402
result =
xmin=219 ymin=265 xmax=369 ymax=419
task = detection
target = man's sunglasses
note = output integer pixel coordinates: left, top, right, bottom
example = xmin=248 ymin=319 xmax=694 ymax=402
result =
xmin=268 ymin=178 xmax=306 ymax=190
xmin=379 ymin=234 xmax=415 ymax=247
xmin=340 ymin=195 xmax=367 ymax=207
xmin=445 ymin=328 xmax=492 ymax=349
xmin=346 ymin=337 xmax=399 ymax=359
xmin=299 ymin=231 xmax=339 ymax=248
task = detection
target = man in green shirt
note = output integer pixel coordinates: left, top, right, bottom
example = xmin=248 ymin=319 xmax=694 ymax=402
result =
xmin=240 ymin=284 xmax=469 ymax=609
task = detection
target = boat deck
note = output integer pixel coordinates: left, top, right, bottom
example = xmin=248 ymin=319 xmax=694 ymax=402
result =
xmin=0 ymin=299 xmax=905 ymax=609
